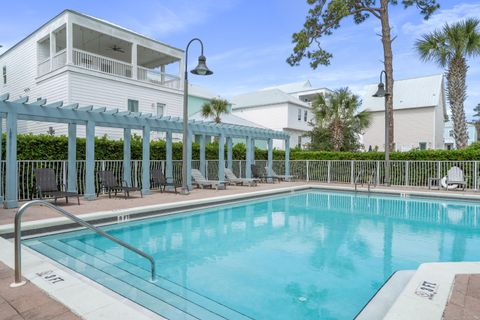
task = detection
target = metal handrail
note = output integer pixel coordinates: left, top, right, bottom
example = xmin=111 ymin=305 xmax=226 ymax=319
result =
xmin=354 ymin=170 xmax=364 ymax=192
xmin=12 ymin=200 xmax=156 ymax=286
xmin=367 ymin=171 xmax=376 ymax=193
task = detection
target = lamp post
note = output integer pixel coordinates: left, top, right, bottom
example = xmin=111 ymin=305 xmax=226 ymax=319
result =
xmin=181 ymin=38 xmax=213 ymax=195
xmin=372 ymin=70 xmax=391 ymax=186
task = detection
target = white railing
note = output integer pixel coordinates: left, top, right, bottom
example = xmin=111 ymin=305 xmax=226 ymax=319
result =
xmin=4 ymin=160 xmax=479 ymax=201
xmin=137 ymin=66 xmax=181 ymax=89
xmin=72 ymin=49 xmax=133 ymax=78
xmin=52 ymin=49 xmax=67 ymax=71
xmin=37 ymin=58 xmax=50 ymax=77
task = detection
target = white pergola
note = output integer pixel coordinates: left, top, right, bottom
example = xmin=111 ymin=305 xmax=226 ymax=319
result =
xmin=0 ymin=93 xmax=291 ymax=208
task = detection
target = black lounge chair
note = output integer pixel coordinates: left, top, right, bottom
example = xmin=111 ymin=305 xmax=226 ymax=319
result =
xmin=151 ymin=169 xmax=180 ymax=193
xmin=34 ymin=168 xmax=80 ymax=205
xmin=97 ymin=170 xmax=142 ymax=199
xmin=251 ymin=164 xmax=279 ymax=183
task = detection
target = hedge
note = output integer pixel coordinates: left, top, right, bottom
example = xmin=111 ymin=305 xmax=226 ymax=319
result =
xmin=2 ymin=133 xmax=480 ymax=161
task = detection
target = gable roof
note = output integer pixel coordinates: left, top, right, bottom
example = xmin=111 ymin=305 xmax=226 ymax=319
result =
xmin=188 ymin=84 xmax=219 ymax=100
xmin=362 ymin=74 xmax=444 ymax=112
xmin=231 ymin=89 xmax=309 ymax=109
xmin=260 ymin=80 xmax=312 ymax=94
xmin=190 ymin=111 xmax=267 ymax=128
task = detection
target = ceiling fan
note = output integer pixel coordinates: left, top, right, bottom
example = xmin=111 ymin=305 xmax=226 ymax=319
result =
xmin=108 ymin=45 xmax=125 ymax=53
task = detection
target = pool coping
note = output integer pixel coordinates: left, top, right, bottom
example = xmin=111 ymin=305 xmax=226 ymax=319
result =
xmin=0 ymin=237 xmax=163 ymax=320
xmin=384 ymin=262 xmax=480 ymax=320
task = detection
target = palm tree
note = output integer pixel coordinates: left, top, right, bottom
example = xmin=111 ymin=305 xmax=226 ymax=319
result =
xmin=201 ymin=98 xmax=230 ymax=123
xmin=416 ymin=18 xmax=480 ymax=149
xmin=311 ymin=88 xmax=370 ymax=152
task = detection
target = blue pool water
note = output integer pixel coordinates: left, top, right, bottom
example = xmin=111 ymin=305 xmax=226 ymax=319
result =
xmin=26 ymin=190 xmax=480 ymax=319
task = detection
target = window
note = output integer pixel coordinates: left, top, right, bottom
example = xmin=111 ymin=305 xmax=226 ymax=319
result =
xmin=297 ymin=108 xmax=302 ymax=121
xmin=128 ymin=99 xmax=139 ymax=112
xmin=156 ymin=103 xmax=165 ymax=117
xmin=304 ymin=110 xmax=308 ymax=122
xmin=298 ymin=136 xmax=302 ymax=148
xmin=2 ymin=66 xmax=6 ymax=84
xmin=449 ymin=130 xmax=454 ymax=138
xmin=419 ymin=142 xmax=427 ymax=150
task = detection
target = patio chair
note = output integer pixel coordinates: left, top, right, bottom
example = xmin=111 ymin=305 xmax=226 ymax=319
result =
xmin=97 ymin=170 xmax=142 ymax=199
xmin=34 ymin=168 xmax=80 ymax=205
xmin=265 ymin=166 xmax=296 ymax=182
xmin=224 ymin=168 xmax=259 ymax=186
xmin=445 ymin=166 xmax=467 ymax=191
xmin=150 ymin=169 xmax=180 ymax=193
xmin=191 ymin=169 xmax=226 ymax=190
xmin=251 ymin=164 xmax=278 ymax=183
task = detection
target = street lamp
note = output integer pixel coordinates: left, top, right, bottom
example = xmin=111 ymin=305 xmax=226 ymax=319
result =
xmin=373 ymin=70 xmax=391 ymax=186
xmin=181 ymin=38 xmax=213 ymax=195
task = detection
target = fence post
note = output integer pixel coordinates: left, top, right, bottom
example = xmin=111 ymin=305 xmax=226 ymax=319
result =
xmin=376 ymin=161 xmax=380 ymax=185
xmin=475 ymin=161 xmax=478 ymax=191
xmin=437 ymin=161 xmax=441 ymax=179
xmin=350 ymin=161 xmax=355 ymax=184
xmin=134 ymin=160 xmax=139 ymax=188
xmin=206 ymin=160 xmax=209 ymax=180
xmin=239 ymin=160 xmax=242 ymax=178
xmin=306 ymin=160 xmax=310 ymax=182
xmin=405 ymin=161 xmax=409 ymax=187
xmin=327 ymin=160 xmax=331 ymax=183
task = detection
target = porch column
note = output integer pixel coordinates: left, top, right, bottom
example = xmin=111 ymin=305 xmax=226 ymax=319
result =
xmin=246 ymin=136 xmax=252 ymax=179
xmin=199 ymin=134 xmax=206 ymax=176
xmin=267 ymin=138 xmax=273 ymax=183
xmin=251 ymin=138 xmax=256 ymax=164
xmin=161 ymin=65 xmax=166 ymax=84
xmin=66 ymin=21 xmax=73 ymax=65
xmin=4 ymin=112 xmax=17 ymax=208
xmin=67 ymin=123 xmax=77 ymax=192
xmin=84 ymin=121 xmax=95 ymax=200
xmin=165 ymin=130 xmax=173 ymax=184
xmin=131 ymin=43 xmax=137 ymax=80
xmin=49 ymin=31 xmax=56 ymax=71
xmin=123 ymin=128 xmax=131 ymax=187
xmin=218 ymin=134 xmax=225 ymax=183
xmin=285 ymin=138 xmax=290 ymax=180
xmin=142 ymin=125 xmax=151 ymax=195
xmin=187 ymin=129 xmax=193 ymax=190
xmin=227 ymin=137 xmax=233 ymax=170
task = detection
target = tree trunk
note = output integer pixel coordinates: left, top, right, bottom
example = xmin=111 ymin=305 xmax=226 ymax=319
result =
xmin=380 ymin=0 xmax=394 ymax=151
xmin=447 ymin=56 xmax=468 ymax=149
xmin=330 ymin=119 xmax=344 ymax=152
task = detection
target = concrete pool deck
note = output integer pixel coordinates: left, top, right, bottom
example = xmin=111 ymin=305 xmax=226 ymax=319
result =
xmin=1 ymin=182 xmax=480 ymax=319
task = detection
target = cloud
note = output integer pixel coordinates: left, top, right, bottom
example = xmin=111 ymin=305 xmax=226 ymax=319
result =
xmin=401 ymin=3 xmax=480 ymax=37
xmin=123 ymin=0 xmax=237 ymax=37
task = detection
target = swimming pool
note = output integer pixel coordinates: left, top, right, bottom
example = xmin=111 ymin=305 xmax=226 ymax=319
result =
xmin=25 ymin=190 xmax=480 ymax=319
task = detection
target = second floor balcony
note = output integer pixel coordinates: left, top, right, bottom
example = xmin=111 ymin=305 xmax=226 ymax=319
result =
xmin=37 ymin=23 xmax=182 ymax=90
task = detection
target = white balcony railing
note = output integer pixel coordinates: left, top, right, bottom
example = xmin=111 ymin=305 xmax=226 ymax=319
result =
xmin=73 ymin=49 xmax=133 ymax=78
xmin=37 ymin=58 xmax=50 ymax=77
xmin=137 ymin=66 xmax=181 ymax=89
xmin=52 ymin=49 xmax=67 ymax=71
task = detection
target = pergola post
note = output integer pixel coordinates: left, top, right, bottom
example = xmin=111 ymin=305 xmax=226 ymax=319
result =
xmin=199 ymin=134 xmax=206 ymax=176
xmin=246 ymin=136 xmax=252 ymax=179
xmin=218 ymin=134 xmax=225 ymax=183
xmin=186 ymin=128 xmax=193 ymax=190
xmin=285 ymin=138 xmax=290 ymax=180
xmin=267 ymin=138 xmax=273 ymax=183
xmin=165 ymin=130 xmax=173 ymax=184
xmin=123 ymin=128 xmax=131 ymax=187
xmin=142 ymin=125 xmax=151 ymax=195
xmin=67 ymin=123 xmax=77 ymax=192
xmin=227 ymin=137 xmax=233 ymax=170
xmin=4 ymin=111 xmax=17 ymax=208
xmin=251 ymin=138 xmax=256 ymax=164
xmin=84 ymin=121 xmax=95 ymax=200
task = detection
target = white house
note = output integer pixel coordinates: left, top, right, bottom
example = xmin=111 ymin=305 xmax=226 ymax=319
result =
xmin=361 ymin=74 xmax=446 ymax=151
xmin=0 ymin=9 xmax=184 ymax=140
xmin=232 ymin=81 xmax=332 ymax=149
xmin=443 ymin=121 xmax=478 ymax=149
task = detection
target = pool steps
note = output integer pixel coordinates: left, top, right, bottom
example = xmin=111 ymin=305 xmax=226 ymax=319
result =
xmin=27 ymin=239 xmax=252 ymax=320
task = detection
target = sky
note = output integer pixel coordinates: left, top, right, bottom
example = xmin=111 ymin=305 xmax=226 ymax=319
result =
xmin=1 ymin=0 xmax=479 ymax=118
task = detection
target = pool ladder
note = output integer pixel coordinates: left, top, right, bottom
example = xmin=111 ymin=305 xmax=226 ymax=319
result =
xmin=354 ymin=171 xmax=376 ymax=193
xmin=11 ymin=200 xmax=156 ymax=287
